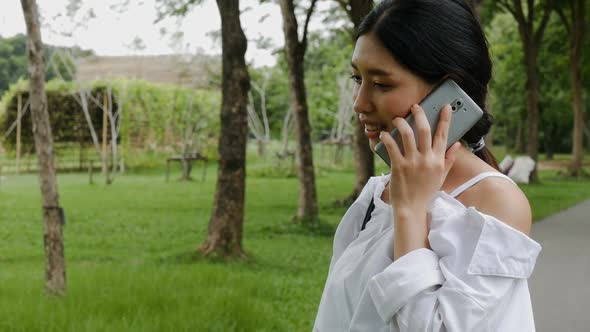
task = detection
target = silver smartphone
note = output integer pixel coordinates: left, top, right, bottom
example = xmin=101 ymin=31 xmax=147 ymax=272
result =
xmin=374 ymin=79 xmax=483 ymax=167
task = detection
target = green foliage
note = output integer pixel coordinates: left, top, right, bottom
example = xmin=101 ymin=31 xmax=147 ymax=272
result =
xmin=245 ymin=140 xmax=356 ymax=178
xmin=248 ymin=65 xmax=289 ymax=137
xmin=487 ymin=13 xmax=527 ymax=150
xmin=116 ymin=79 xmax=221 ymax=157
xmin=0 ymin=35 xmax=28 ymax=95
xmin=0 ymin=79 xmax=221 ymax=160
xmin=486 ymin=10 xmax=581 ymax=155
xmin=478 ymin=0 xmax=501 ymax=26
xmin=305 ymin=31 xmax=354 ymax=140
xmin=537 ymin=14 xmax=573 ymax=155
xmin=250 ymin=29 xmax=354 ymax=141
xmin=154 ymin=0 xmax=204 ymax=23
xmin=0 ymin=34 xmax=93 ymax=96
xmin=0 ymin=80 xmax=115 ymax=151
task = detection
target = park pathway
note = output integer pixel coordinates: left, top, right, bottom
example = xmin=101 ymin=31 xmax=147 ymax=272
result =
xmin=529 ymin=199 xmax=590 ymax=331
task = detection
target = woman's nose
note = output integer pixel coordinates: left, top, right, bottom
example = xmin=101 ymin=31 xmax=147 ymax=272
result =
xmin=353 ymin=85 xmax=372 ymax=114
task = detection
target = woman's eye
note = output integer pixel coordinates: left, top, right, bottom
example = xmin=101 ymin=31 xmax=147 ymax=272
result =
xmin=349 ymin=74 xmax=362 ymax=84
xmin=373 ymin=82 xmax=390 ymax=90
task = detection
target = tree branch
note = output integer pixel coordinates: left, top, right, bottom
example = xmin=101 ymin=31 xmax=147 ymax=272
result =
xmin=570 ymin=0 xmax=580 ymax=30
xmin=497 ymin=0 xmax=518 ymax=19
xmin=505 ymin=0 xmax=530 ymax=43
xmin=154 ymin=0 xmax=202 ymax=23
xmin=513 ymin=0 xmax=527 ymax=27
xmin=301 ymin=0 xmax=319 ymax=54
xmin=555 ymin=6 xmax=571 ymax=34
xmin=533 ymin=0 xmax=555 ymax=48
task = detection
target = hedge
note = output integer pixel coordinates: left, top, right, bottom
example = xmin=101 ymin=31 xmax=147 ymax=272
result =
xmin=0 ymin=79 xmax=221 ymax=158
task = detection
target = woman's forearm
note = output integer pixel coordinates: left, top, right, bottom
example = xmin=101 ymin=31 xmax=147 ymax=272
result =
xmin=393 ymin=208 xmax=430 ymax=260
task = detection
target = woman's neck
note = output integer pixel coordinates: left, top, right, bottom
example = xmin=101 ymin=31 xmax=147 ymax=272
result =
xmin=440 ymin=146 xmax=496 ymax=194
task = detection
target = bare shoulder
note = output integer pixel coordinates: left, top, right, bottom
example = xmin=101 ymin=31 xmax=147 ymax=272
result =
xmin=463 ymin=175 xmax=532 ymax=235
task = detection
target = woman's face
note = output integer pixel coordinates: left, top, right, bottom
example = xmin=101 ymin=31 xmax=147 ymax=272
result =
xmin=351 ymin=33 xmax=434 ymax=151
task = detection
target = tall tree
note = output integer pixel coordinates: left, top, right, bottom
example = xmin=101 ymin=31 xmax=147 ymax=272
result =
xmin=496 ymin=0 xmax=555 ymax=182
xmin=20 ymin=0 xmax=67 ymax=295
xmin=199 ymin=0 xmax=251 ymax=257
xmin=555 ymin=0 xmax=586 ymax=176
xmin=335 ymin=0 xmax=374 ymax=205
xmin=278 ymin=0 xmax=319 ymax=224
xmin=154 ymin=0 xmax=250 ymax=256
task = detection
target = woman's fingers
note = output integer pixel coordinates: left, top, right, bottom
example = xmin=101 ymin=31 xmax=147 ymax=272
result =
xmin=379 ymin=130 xmax=402 ymax=163
xmin=433 ymin=104 xmax=452 ymax=154
xmin=385 ymin=103 xmax=453 ymax=164
xmin=411 ymin=104 xmax=432 ymax=153
xmin=392 ymin=117 xmax=417 ymax=157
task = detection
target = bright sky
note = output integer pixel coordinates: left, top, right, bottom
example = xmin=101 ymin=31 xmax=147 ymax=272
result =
xmin=0 ymin=0 xmax=334 ymax=67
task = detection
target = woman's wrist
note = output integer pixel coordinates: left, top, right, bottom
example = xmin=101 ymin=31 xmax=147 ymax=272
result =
xmin=392 ymin=208 xmax=430 ymax=260
xmin=394 ymin=204 xmax=428 ymax=221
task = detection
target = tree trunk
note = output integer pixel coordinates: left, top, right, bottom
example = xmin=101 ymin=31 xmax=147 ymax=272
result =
xmin=102 ymin=93 xmax=111 ymax=184
xmin=279 ymin=0 xmax=319 ymax=224
xmin=109 ymin=88 xmax=119 ymax=182
xmin=544 ymin=123 xmax=554 ymax=160
xmin=339 ymin=0 xmax=374 ymax=206
xmin=16 ymin=94 xmax=22 ymax=174
xmin=524 ymin=45 xmax=540 ymax=182
xmin=545 ymin=144 xmax=554 ymax=161
xmin=515 ymin=118 xmax=525 ymax=153
xmin=20 ymin=0 xmax=66 ymax=296
xmin=257 ymin=139 xmax=266 ymax=157
xmin=569 ymin=0 xmax=585 ymax=176
xmin=498 ymin=0 xmax=554 ymax=182
xmin=181 ymin=157 xmax=192 ymax=180
xmin=199 ymin=0 xmax=250 ymax=258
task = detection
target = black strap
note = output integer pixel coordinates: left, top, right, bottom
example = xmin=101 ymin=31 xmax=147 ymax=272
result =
xmin=361 ymin=198 xmax=376 ymax=231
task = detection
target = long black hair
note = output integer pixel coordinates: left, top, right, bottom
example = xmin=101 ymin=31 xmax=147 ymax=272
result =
xmin=357 ymin=0 xmax=499 ymax=169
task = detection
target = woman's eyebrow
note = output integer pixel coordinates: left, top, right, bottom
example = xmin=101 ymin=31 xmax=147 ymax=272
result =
xmin=350 ymin=62 xmax=393 ymax=77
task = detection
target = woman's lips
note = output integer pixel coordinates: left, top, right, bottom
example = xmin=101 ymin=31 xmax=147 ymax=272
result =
xmin=365 ymin=125 xmax=385 ymax=139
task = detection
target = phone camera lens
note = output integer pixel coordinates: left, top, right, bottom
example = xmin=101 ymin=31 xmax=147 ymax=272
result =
xmin=457 ymin=101 xmax=462 ymax=106
xmin=452 ymin=106 xmax=456 ymax=111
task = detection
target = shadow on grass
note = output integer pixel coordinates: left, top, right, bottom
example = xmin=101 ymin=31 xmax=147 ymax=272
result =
xmin=159 ymin=249 xmax=256 ymax=266
xmin=158 ymin=245 xmax=320 ymax=275
xmin=0 ymin=255 xmax=44 ymax=264
xmin=258 ymin=219 xmax=336 ymax=238
xmin=552 ymin=169 xmax=590 ymax=180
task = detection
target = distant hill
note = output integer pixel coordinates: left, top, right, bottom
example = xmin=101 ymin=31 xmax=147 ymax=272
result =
xmin=77 ymin=54 xmax=220 ymax=89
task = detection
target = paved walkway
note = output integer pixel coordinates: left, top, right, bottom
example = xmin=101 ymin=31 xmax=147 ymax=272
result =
xmin=529 ymin=199 xmax=590 ymax=331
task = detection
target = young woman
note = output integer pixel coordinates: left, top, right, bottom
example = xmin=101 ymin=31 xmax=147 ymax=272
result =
xmin=313 ymin=0 xmax=541 ymax=331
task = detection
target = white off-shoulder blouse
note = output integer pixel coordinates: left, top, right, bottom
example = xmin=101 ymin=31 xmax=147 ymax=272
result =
xmin=313 ymin=172 xmax=541 ymax=332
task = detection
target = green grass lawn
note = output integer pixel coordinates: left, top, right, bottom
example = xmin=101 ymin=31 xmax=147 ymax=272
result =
xmin=1 ymin=163 xmax=590 ymax=331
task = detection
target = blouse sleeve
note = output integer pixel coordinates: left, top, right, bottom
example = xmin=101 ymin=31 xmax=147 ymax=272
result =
xmin=367 ymin=192 xmax=542 ymax=331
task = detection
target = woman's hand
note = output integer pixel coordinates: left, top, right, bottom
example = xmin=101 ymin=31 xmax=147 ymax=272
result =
xmin=379 ymin=103 xmax=461 ymax=259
